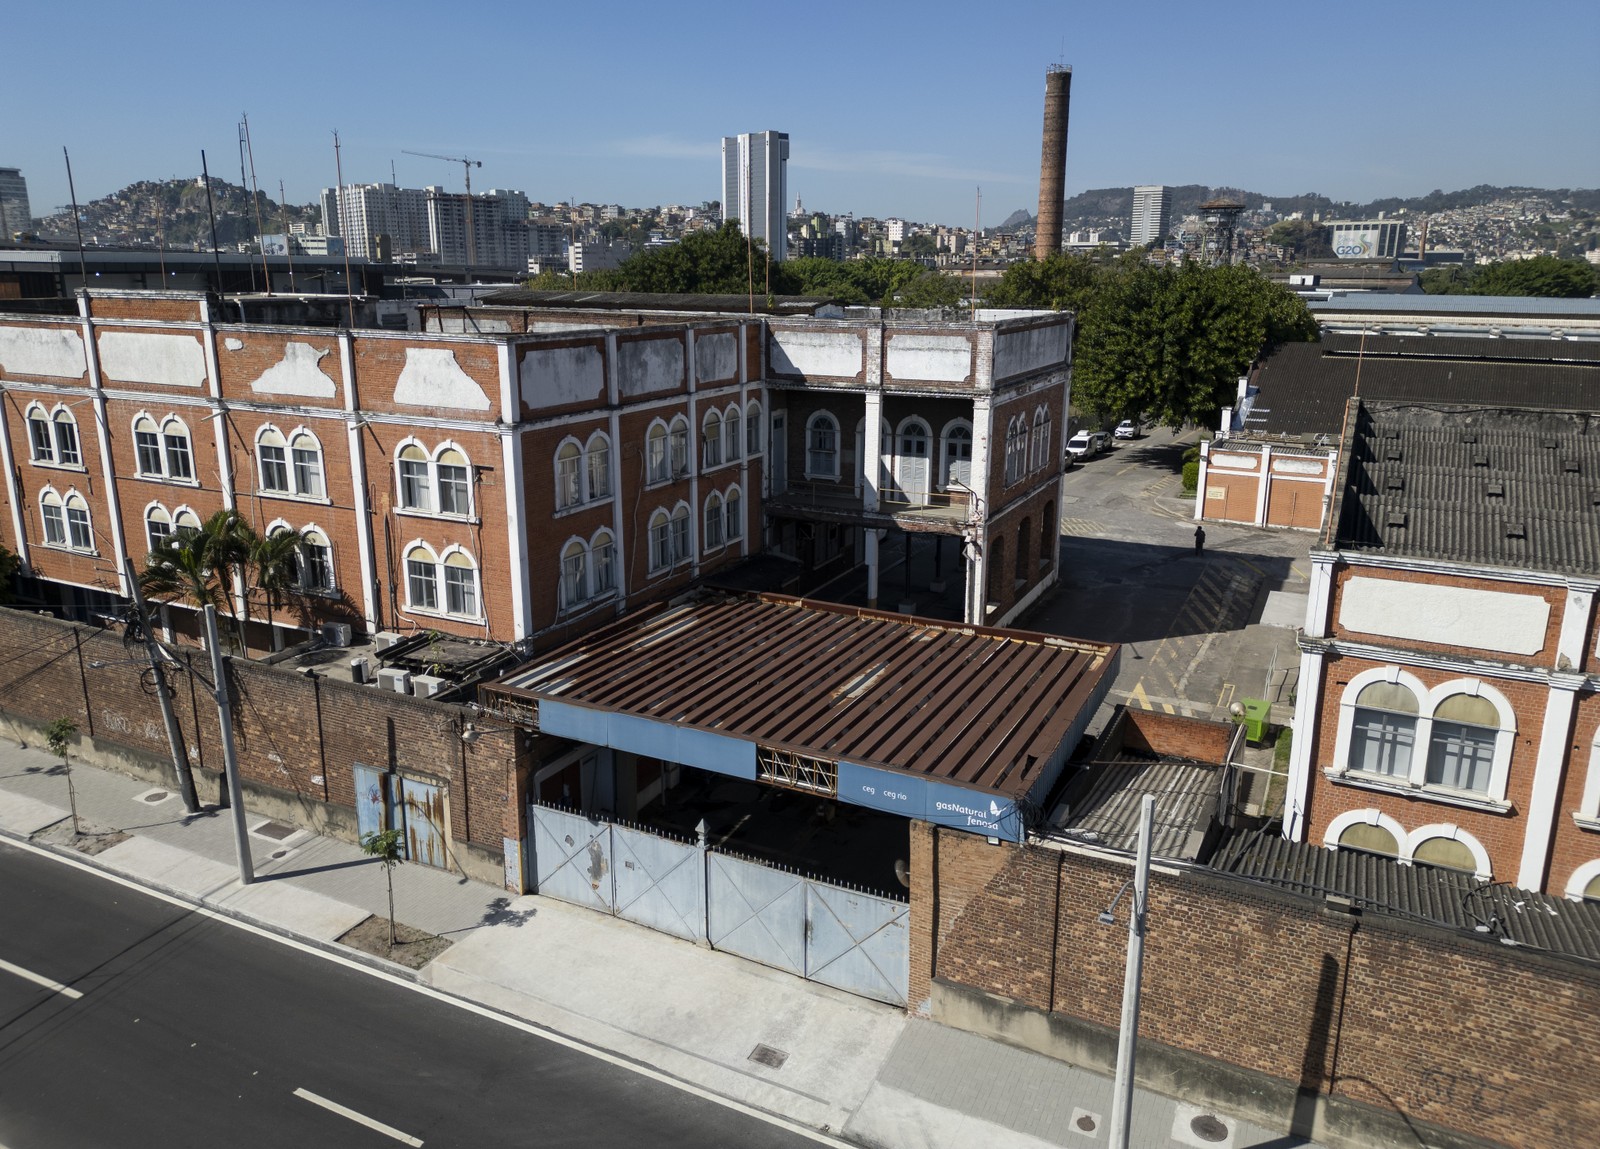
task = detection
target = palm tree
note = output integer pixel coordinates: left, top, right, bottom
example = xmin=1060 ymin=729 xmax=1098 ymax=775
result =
xmin=250 ymin=527 xmax=304 ymax=652
xmin=141 ymin=509 xmax=252 ymax=648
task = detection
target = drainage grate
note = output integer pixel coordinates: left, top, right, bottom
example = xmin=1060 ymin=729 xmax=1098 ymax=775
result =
xmin=140 ymin=790 xmax=170 ymax=804
xmin=252 ymin=821 xmax=297 ymax=841
xmin=1076 ymin=1114 xmax=1096 ymax=1132
xmin=747 ymin=1044 xmax=789 ymax=1070
xmin=271 ymin=850 xmax=288 ymax=859
xmin=1191 ymin=1114 xmax=1229 ymax=1143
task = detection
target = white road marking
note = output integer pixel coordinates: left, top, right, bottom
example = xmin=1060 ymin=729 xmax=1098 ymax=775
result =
xmin=0 ymin=956 xmax=83 ymax=999
xmin=1 ymin=836 xmax=856 ymax=1148
xmin=294 ymin=1088 xmax=423 ymax=1146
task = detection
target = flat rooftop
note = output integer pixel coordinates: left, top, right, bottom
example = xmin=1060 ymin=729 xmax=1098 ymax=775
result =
xmin=490 ymin=591 xmax=1116 ymax=835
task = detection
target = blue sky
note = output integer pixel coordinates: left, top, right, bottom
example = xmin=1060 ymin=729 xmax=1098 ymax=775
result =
xmin=9 ymin=0 xmax=1598 ymax=227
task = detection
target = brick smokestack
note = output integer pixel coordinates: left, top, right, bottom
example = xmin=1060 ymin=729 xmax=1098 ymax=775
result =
xmin=1034 ymin=66 xmax=1072 ymax=261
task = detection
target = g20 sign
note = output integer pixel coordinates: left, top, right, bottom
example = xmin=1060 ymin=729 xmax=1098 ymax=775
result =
xmin=1335 ymin=229 xmax=1380 ymax=258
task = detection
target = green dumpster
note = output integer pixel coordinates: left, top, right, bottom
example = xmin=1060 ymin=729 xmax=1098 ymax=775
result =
xmin=1237 ymin=698 xmax=1271 ymax=744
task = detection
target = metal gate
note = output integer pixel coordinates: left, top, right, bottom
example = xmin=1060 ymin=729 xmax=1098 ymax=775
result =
xmin=529 ymin=804 xmax=908 ymax=1006
xmin=611 ymin=822 xmax=703 ymax=942
xmin=530 ymin=804 xmax=613 ymax=912
xmin=395 ymin=775 xmax=447 ymax=869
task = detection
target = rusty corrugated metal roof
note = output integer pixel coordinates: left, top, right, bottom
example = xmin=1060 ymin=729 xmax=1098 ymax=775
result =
xmin=496 ymin=592 xmax=1115 ymax=799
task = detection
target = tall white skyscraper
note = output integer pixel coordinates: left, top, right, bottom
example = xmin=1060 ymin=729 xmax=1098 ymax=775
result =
xmin=320 ymin=183 xmax=432 ymax=260
xmin=1130 ymin=185 xmax=1171 ymax=247
xmin=721 ymin=131 xmax=790 ymax=262
xmin=0 ymin=168 xmax=33 ymax=240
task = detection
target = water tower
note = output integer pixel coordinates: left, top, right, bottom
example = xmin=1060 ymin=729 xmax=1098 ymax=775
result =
xmin=1198 ymin=197 xmax=1245 ymax=266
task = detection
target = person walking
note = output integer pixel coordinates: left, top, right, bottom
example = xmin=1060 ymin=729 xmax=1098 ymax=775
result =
xmin=1194 ymin=524 xmax=1206 ymax=555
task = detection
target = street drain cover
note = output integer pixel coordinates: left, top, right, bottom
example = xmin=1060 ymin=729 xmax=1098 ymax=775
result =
xmin=141 ymin=790 xmax=169 ymax=803
xmin=1076 ymin=1115 xmax=1096 ymax=1131
xmin=271 ymin=850 xmax=288 ymax=859
xmin=253 ymin=821 xmax=297 ymax=841
xmin=1191 ymin=1114 xmax=1229 ymax=1143
xmin=748 ymin=1044 xmax=788 ymax=1069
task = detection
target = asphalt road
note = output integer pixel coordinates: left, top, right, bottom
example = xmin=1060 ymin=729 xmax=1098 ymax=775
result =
xmin=0 ymin=840 xmax=831 ymax=1149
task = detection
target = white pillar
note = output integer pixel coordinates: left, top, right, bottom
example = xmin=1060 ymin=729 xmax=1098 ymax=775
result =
xmin=1556 ymin=582 xmax=1597 ymax=671
xmin=863 ymin=390 xmax=883 ymax=512
xmin=81 ymin=311 xmax=130 ymax=597
xmin=0 ymin=392 xmax=30 ymax=574
xmin=1517 ymin=678 xmax=1582 ymax=890
xmin=1193 ymin=439 xmax=1210 ymax=521
xmin=1254 ymin=444 xmax=1272 ymax=527
xmin=1281 ymin=647 xmax=1324 ymax=841
xmin=342 ymin=332 xmax=378 ymax=633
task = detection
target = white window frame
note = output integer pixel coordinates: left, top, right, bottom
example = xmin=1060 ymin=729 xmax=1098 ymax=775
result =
xmin=745 ymin=400 xmax=763 ymax=456
xmin=1577 ymin=732 xmax=1600 ymax=831
xmin=668 ymin=415 xmax=690 ymax=478
xmin=1030 ymin=407 xmax=1050 ymax=472
xmin=805 ymin=410 xmax=840 ymax=480
xmin=646 ymin=419 xmax=671 ymax=485
xmin=130 ymin=411 xmax=196 ymax=484
xmin=703 ymin=491 xmax=724 ymax=552
xmin=26 ymin=404 xmax=56 ymax=465
xmin=1565 ymin=857 xmax=1600 ymax=902
xmin=299 ymin=523 xmax=336 ymax=592
xmin=39 ymin=486 xmax=95 ymax=553
xmin=404 ymin=542 xmax=440 ymax=612
xmin=289 ymin=428 xmax=326 ymax=500
xmin=435 ymin=445 xmax=472 ymax=517
xmin=702 ymin=410 xmax=723 ymax=470
xmin=648 ymin=509 xmax=672 ymax=573
xmin=145 ymin=502 xmax=173 ymax=551
xmin=1323 ymin=807 xmax=1408 ymax=857
xmin=440 ymin=547 xmax=481 ymax=619
xmin=725 ymin=484 xmax=743 ymax=542
xmin=397 ymin=439 xmax=434 ymax=513
xmin=554 ymin=436 xmax=584 ymax=510
xmin=670 ymin=501 xmax=691 ymax=566
xmin=590 ymin=528 xmax=617 ymax=597
xmin=256 ymin=424 xmax=291 ymax=494
xmin=724 ymin=404 xmax=742 ymax=462
xmin=584 ymin=431 xmax=612 ymax=501
xmin=1402 ymin=822 xmax=1492 ymax=880
xmin=940 ymin=420 xmax=973 ymax=493
xmin=559 ymin=537 xmax=589 ymax=611
xmin=396 ymin=438 xmax=474 ymax=519
xmin=1329 ymin=667 xmax=1516 ymax=809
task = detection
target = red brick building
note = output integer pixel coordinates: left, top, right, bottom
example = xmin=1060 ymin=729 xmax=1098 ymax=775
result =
xmin=0 ymin=290 xmax=1072 ymax=654
xmin=1284 ymin=399 xmax=1600 ymax=899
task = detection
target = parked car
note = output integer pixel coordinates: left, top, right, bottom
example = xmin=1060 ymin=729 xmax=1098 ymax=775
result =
xmin=1065 ymin=430 xmax=1098 ymax=461
xmin=1090 ymin=430 xmax=1112 ymax=454
xmin=1114 ymin=419 xmax=1140 ymax=440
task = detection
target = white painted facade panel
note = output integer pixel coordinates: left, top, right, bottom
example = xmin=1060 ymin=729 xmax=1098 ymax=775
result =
xmin=694 ymin=333 xmax=738 ymax=385
xmin=1338 ymin=576 xmax=1551 ymax=656
xmin=97 ymin=331 xmax=206 ymax=387
xmin=520 ymin=345 xmax=605 ymax=409
xmin=244 ymin=342 xmax=338 ymax=398
xmin=992 ymin=323 xmax=1068 ymax=381
xmin=768 ymin=329 xmax=863 ymax=379
xmin=617 ymin=337 xmax=685 ymax=397
xmin=885 ymin=333 xmax=971 ymax=383
xmin=0 ymin=326 xmax=86 ymax=379
xmin=392 ymin=348 xmax=492 ymax=410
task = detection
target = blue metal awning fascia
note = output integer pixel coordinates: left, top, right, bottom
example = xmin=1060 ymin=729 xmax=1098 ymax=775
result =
xmin=837 ymin=761 xmax=1023 ymax=842
xmin=537 ymin=698 xmax=757 ymax=779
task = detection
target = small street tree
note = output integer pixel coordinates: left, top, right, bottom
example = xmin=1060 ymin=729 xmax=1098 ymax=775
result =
xmin=361 ymin=829 xmax=406 ymax=946
xmin=46 ymin=717 xmax=81 ymax=836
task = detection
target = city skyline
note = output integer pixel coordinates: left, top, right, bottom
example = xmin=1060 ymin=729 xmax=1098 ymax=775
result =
xmin=6 ymin=0 xmax=1598 ymax=230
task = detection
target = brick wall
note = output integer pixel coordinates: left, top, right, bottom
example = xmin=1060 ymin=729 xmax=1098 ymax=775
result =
xmin=915 ymin=825 xmax=1600 ymax=1148
xmin=0 ymin=608 xmax=522 ymax=880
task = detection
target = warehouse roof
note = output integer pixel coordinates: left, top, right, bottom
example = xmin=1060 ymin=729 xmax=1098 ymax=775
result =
xmin=1328 ymin=400 xmax=1600 ymax=576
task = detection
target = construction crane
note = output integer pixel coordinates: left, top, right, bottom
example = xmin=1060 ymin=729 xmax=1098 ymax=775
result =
xmin=403 ymin=150 xmax=483 ymax=269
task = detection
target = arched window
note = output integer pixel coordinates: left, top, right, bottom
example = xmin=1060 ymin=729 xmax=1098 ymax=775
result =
xmin=1404 ymin=824 xmax=1491 ymax=879
xmin=405 ymin=544 xmax=439 ymax=611
xmin=646 ymin=420 xmax=670 ymax=483
xmin=560 ymin=539 xmax=589 ymax=609
xmin=1031 ymin=407 xmax=1051 ymax=472
xmin=1566 ymin=858 xmax=1600 ymax=903
xmin=398 ymin=442 xmax=432 ymax=511
xmin=172 ymin=507 xmax=201 ymax=538
xmin=670 ymin=503 xmax=691 ymax=565
xmin=42 ymin=489 xmax=93 ymax=551
xmin=145 ymin=503 xmax=172 ymax=550
xmin=1348 ymin=679 xmax=1420 ymax=778
xmin=668 ymin=415 xmax=690 ymax=477
xmin=555 ymin=439 xmax=583 ymax=509
xmin=1426 ymin=693 xmax=1499 ymax=794
xmin=703 ymin=492 xmax=725 ymax=550
xmin=1334 ymin=670 xmax=1516 ymax=804
xmin=591 ymin=529 xmax=617 ymax=596
xmin=746 ymin=400 xmax=763 ymax=455
xmin=703 ymin=410 xmax=723 ymax=469
xmin=1325 ymin=809 xmax=1406 ymax=859
xmin=52 ymin=408 xmax=82 ymax=467
xmin=290 ymin=430 xmax=324 ymax=498
xmin=648 ymin=509 xmax=672 ymax=572
xmin=725 ymin=404 xmax=742 ymax=461
xmin=442 ymin=549 xmax=479 ymax=617
xmin=1411 ymin=836 xmax=1477 ymax=873
xmin=806 ymin=411 xmax=839 ymax=479
xmin=294 ymin=527 xmax=332 ymax=590
xmin=725 ymin=485 xmax=743 ymax=542
xmin=26 ymin=405 xmax=54 ymax=464
xmin=132 ymin=413 xmax=191 ymax=480
xmin=900 ymin=419 xmax=930 ymax=458
xmin=942 ymin=422 xmax=973 ymax=491
xmin=584 ymin=432 xmax=611 ymax=500
xmin=257 ymin=426 xmax=289 ymax=493
xmin=1004 ymin=416 xmax=1026 ymax=484
xmin=436 ymin=446 xmax=471 ymax=516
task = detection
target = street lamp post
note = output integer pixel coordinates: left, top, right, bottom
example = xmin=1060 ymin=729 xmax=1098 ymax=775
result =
xmin=1107 ymin=793 xmax=1155 ymax=1149
xmin=123 ymin=557 xmax=199 ymax=813
xmin=203 ymin=605 xmax=253 ymax=884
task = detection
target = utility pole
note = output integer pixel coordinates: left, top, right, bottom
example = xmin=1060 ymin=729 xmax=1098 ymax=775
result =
xmin=1107 ymin=793 xmax=1155 ymax=1149
xmin=123 ymin=558 xmax=199 ymax=813
xmin=203 ymin=605 xmax=253 ymax=884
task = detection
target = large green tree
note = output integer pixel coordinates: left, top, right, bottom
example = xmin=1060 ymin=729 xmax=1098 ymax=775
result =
xmin=987 ymin=257 xmax=1317 ymax=428
xmin=1468 ymin=255 xmax=1598 ymax=298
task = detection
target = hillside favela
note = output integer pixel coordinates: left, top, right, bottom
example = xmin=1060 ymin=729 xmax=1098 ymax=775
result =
xmin=0 ymin=9 xmax=1597 ymax=1149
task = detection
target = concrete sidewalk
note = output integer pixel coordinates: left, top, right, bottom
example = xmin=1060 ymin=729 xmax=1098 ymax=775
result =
xmin=0 ymin=741 xmax=1318 ymax=1149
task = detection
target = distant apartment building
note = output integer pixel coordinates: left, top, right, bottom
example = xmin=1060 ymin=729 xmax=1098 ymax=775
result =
xmin=721 ymin=131 xmax=789 ymax=261
xmin=528 ymin=222 xmax=568 ymax=263
xmin=321 ymin=183 xmax=432 ymax=261
xmin=426 ymin=187 xmax=531 ymax=267
xmin=1330 ymin=219 xmax=1408 ymax=260
xmin=0 ymin=168 xmax=33 ymax=240
xmin=567 ymin=242 xmax=628 ymax=274
xmin=1129 ymin=185 xmax=1170 ymax=247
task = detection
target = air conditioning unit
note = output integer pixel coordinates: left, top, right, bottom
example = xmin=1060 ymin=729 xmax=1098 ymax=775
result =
xmin=349 ymin=656 xmax=370 ymax=685
xmin=373 ymin=630 xmax=403 ymax=652
xmin=412 ymin=674 xmax=446 ymax=699
xmin=376 ymin=668 xmax=411 ymax=694
xmin=322 ymin=622 xmax=352 ymax=648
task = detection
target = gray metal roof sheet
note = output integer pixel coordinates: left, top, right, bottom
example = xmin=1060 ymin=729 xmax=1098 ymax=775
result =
xmin=1050 ymin=756 xmax=1221 ymax=860
xmin=1313 ymin=294 xmax=1600 ymax=318
xmin=1211 ymin=828 xmax=1600 ymax=964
